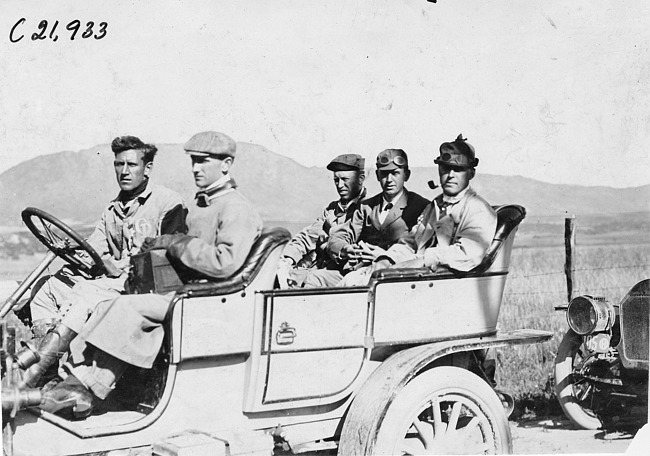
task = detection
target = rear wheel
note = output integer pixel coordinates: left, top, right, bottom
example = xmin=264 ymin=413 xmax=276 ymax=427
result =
xmin=554 ymin=330 xmax=602 ymax=430
xmin=340 ymin=366 xmax=512 ymax=455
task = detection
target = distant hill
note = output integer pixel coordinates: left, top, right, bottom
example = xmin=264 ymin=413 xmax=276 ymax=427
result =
xmin=1 ymin=143 xmax=649 ymax=227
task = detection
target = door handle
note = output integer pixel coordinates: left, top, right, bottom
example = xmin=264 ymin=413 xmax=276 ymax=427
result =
xmin=276 ymin=321 xmax=296 ymax=345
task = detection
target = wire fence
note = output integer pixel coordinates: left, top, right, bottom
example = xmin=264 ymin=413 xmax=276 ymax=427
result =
xmin=501 ymin=259 xmax=650 ymax=300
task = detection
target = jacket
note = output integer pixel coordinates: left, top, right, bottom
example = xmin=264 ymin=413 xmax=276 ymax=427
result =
xmin=386 ymin=187 xmax=497 ymax=271
xmin=282 ymin=188 xmax=367 ymax=270
xmin=327 ymin=189 xmax=429 ymax=267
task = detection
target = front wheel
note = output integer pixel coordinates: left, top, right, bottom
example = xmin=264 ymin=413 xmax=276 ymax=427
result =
xmin=340 ymin=366 xmax=512 ymax=455
xmin=554 ymin=329 xmax=602 ymax=430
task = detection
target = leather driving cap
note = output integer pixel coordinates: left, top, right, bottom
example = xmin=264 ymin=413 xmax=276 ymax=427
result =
xmin=327 ymin=154 xmax=365 ymax=172
xmin=434 ymin=134 xmax=479 ymax=168
xmin=184 ymin=131 xmax=236 ymax=157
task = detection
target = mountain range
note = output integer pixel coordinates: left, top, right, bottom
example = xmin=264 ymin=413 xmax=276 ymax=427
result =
xmin=1 ymin=143 xmax=649 ymax=227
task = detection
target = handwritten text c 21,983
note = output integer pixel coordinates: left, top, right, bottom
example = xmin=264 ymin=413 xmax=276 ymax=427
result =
xmin=10 ymin=18 xmax=108 ymax=43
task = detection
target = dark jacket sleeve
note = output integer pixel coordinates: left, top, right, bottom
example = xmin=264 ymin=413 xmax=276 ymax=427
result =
xmin=160 ymin=204 xmax=188 ymax=235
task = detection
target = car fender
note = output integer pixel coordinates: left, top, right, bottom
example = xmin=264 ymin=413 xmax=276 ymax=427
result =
xmin=342 ymin=329 xmax=551 ymax=448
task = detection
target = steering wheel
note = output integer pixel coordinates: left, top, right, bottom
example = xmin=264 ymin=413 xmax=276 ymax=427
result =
xmin=21 ymin=207 xmax=107 ymax=277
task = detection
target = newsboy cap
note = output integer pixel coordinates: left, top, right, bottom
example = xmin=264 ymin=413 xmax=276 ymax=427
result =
xmin=434 ymin=134 xmax=479 ymax=168
xmin=327 ymin=153 xmax=365 ymax=172
xmin=184 ymin=131 xmax=236 ymax=158
xmin=376 ymin=149 xmax=409 ymax=171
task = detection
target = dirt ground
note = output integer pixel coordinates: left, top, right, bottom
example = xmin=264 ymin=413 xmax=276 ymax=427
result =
xmin=511 ymin=418 xmax=635 ymax=455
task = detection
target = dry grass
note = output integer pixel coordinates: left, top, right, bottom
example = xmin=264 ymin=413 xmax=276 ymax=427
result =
xmin=497 ymin=243 xmax=650 ymax=419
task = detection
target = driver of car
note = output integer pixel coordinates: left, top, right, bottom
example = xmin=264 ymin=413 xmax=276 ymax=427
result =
xmin=39 ymin=131 xmax=263 ymax=419
xmin=18 ymin=136 xmax=187 ymax=388
xmin=340 ymin=134 xmax=497 ymax=284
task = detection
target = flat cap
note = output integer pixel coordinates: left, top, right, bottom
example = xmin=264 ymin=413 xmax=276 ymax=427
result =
xmin=376 ymin=148 xmax=408 ymax=171
xmin=434 ymin=134 xmax=478 ymax=168
xmin=327 ymin=153 xmax=365 ymax=172
xmin=183 ymin=131 xmax=236 ymax=158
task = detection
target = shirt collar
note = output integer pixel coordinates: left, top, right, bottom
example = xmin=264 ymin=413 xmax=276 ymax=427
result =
xmin=195 ymin=174 xmax=236 ymax=206
xmin=338 ymin=186 xmax=367 ymax=212
xmin=383 ymin=189 xmax=405 ymax=210
xmin=442 ymin=185 xmax=470 ymax=205
xmin=201 ymin=174 xmax=231 ymax=193
xmin=110 ymin=181 xmax=153 ymax=208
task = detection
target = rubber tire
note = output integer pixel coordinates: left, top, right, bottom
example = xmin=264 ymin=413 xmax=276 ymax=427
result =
xmin=554 ymin=329 xmax=602 ymax=430
xmin=340 ymin=366 xmax=512 ymax=455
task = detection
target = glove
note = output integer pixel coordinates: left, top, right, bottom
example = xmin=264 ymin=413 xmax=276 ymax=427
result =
xmin=140 ymin=234 xmax=182 ymax=253
xmin=102 ymin=258 xmax=123 ymax=278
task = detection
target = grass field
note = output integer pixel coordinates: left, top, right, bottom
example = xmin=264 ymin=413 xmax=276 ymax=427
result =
xmin=497 ymin=242 xmax=650 ymax=419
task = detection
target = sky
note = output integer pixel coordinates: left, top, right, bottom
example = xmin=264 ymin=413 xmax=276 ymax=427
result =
xmin=1 ymin=0 xmax=649 ymax=188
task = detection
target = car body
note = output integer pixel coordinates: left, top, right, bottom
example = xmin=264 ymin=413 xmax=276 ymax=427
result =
xmin=554 ymin=279 xmax=649 ymax=430
xmin=2 ymin=205 xmax=552 ymax=455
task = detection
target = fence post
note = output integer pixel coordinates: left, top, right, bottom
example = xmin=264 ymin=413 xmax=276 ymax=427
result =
xmin=564 ymin=215 xmax=576 ymax=303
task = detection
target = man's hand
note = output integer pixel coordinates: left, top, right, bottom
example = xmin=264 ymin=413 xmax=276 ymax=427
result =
xmin=141 ymin=237 xmax=162 ymax=252
xmin=140 ymin=234 xmax=181 ymax=253
xmin=357 ymin=241 xmax=386 ymax=264
xmin=341 ymin=244 xmax=363 ymax=266
xmin=102 ymin=258 xmax=123 ymax=278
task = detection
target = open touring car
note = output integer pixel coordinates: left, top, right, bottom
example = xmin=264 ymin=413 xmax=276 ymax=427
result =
xmin=2 ymin=204 xmax=552 ymax=455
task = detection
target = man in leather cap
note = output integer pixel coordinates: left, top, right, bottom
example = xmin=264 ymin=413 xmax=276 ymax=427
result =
xmin=18 ymin=136 xmax=187 ymax=388
xmin=276 ymin=153 xmax=367 ymax=288
xmin=38 ymin=131 xmax=262 ymax=418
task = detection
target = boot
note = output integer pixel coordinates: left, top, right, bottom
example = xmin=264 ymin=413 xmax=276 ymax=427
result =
xmin=40 ymin=374 xmax=95 ymax=419
xmin=14 ymin=319 xmax=57 ymax=370
xmin=19 ymin=325 xmax=77 ymax=389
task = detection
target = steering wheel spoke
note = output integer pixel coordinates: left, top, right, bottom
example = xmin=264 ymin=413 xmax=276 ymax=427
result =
xmin=22 ymin=207 xmax=106 ymax=277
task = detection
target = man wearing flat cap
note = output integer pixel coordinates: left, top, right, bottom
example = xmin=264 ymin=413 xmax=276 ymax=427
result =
xmin=276 ymin=153 xmax=367 ymax=288
xmin=39 ymin=131 xmax=263 ymax=418
xmin=342 ymin=134 xmax=497 ymax=287
xmin=321 ymin=148 xmax=428 ymax=287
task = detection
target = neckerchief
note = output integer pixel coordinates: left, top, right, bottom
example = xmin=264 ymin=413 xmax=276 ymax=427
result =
xmin=195 ymin=176 xmax=237 ymax=207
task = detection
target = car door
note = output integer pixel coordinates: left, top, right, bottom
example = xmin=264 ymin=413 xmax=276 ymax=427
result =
xmin=244 ymin=287 xmax=369 ymax=412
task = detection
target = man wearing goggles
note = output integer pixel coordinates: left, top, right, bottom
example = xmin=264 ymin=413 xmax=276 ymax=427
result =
xmin=312 ymin=149 xmax=428 ymax=287
xmin=344 ymin=134 xmax=497 ymax=287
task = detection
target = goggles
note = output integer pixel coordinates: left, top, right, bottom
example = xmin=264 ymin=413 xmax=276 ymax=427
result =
xmin=377 ymin=154 xmax=407 ymax=167
xmin=434 ymin=152 xmax=477 ymax=168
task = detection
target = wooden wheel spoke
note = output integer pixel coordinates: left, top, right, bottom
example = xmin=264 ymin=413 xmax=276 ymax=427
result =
xmin=412 ymin=416 xmax=434 ymax=448
xmin=339 ymin=367 xmax=508 ymax=455
xmin=447 ymin=400 xmax=463 ymax=430
xmin=431 ymin=398 xmax=446 ymax=437
xmin=463 ymin=415 xmax=482 ymax=432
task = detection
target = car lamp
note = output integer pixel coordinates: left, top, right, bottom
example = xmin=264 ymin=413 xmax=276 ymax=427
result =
xmin=566 ymin=295 xmax=615 ymax=336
